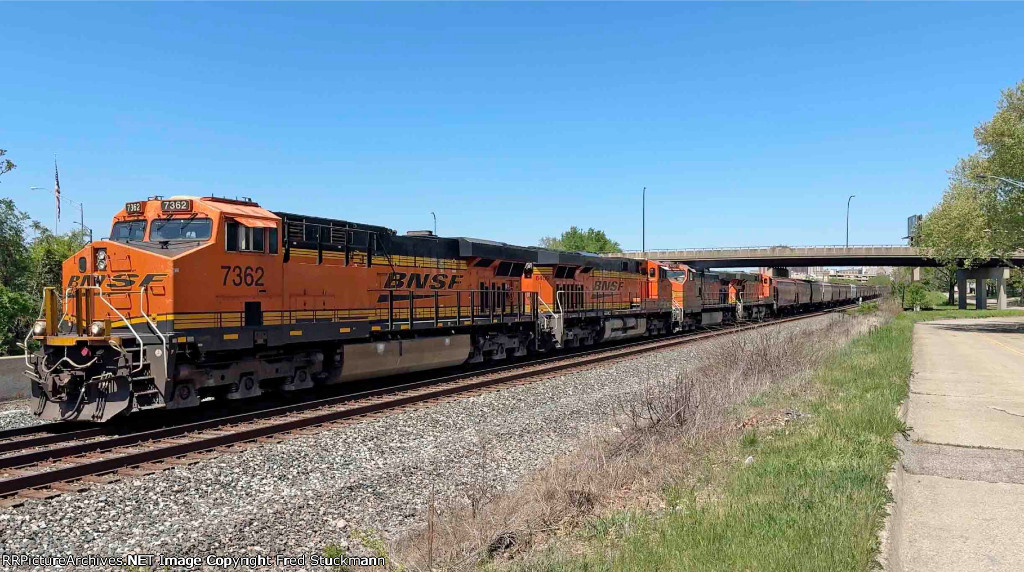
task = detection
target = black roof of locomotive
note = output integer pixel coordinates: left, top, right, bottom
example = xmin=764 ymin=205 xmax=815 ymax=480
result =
xmin=274 ymin=211 xmax=639 ymax=272
xmin=457 ymin=237 xmax=639 ymax=272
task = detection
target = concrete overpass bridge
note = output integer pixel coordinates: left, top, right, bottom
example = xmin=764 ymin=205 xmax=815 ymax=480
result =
xmin=617 ymin=244 xmax=1024 ymax=270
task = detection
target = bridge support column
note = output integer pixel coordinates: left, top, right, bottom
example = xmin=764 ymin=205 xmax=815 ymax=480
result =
xmin=956 ymin=267 xmax=1010 ymax=310
xmin=957 ymin=270 xmax=968 ymax=310
xmin=912 ymin=267 xmax=922 ymax=282
xmin=997 ymin=267 xmax=1009 ymax=310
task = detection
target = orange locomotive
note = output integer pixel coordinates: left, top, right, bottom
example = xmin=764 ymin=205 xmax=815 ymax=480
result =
xmin=27 ymin=196 xmax=673 ymax=422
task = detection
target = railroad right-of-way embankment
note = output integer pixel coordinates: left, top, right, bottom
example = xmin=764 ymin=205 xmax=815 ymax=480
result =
xmin=461 ymin=306 xmax=1024 ymax=572
xmin=0 ymin=312 xmax=853 ymax=572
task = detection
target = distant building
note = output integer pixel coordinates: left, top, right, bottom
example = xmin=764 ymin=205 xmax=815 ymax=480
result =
xmin=784 ymin=266 xmax=887 ymax=282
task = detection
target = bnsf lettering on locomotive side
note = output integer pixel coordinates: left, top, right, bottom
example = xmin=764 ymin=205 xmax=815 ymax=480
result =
xmin=66 ymin=273 xmax=167 ymax=290
xmin=593 ymin=280 xmax=624 ymax=291
xmin=384 ymin=272 xmax=463 ymax=290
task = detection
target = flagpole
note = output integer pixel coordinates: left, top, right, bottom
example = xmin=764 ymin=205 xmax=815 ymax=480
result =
xmin=54 ymin=154 xmax=60 ymax=233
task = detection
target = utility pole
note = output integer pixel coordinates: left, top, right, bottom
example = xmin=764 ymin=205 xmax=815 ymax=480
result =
xmin=846 ymin=195 xmax=856 ymax=248
xmin=642 ymin=186 xmax=646 ymax=254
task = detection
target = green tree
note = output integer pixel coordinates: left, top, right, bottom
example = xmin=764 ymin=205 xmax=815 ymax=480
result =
xmin=27 ymin=222 xmax=87 ymax=297
xmin=0 ymin=197 xmax=86 ymax=356
xmin=916 ymin=182 xmax=993 ymax=269
xmin=539 ymin=226 xmax=622 ymax=254
xmin=975 ymin=81 xmax=1024 ymax=183
xmin=966 ymin=80 xmax=1024 ymax=256
xmin=0 ymin=149 xmax=14 ymax=181
xmin=0 ymin=198 xmax=31 ymax=291
xmin=0 ymin=284 xmax=35 ymax=355
xmin=926 ymin=266 xmax=957 ymax=306
xmin=905 ymin=282 xmax=929 ymax=311
xmin=916 ymin=81 xmax=1024 ymax=273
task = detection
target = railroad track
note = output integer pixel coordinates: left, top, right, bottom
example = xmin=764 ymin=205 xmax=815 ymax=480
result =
xmin=0 ymin=306 xmax=851 ymax=508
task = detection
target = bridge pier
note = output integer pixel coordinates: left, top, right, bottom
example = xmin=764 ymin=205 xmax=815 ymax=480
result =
xmin=956 ymin=267 xmax=1009 ymax=310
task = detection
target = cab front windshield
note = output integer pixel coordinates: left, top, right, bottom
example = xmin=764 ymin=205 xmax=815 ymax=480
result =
xmin=149 ymin=216 xmax=213 ymax=241
xmin=110 ymin=220 xmax=147 ymax=242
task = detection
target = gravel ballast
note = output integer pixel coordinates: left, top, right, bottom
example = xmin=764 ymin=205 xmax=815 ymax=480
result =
xmin=0 ymin=315 xmax=840 ymax=570
xmin=0 ymin=400 xmax=46 ymax=432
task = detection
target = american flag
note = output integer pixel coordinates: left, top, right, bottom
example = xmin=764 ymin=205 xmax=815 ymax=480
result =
xmin=54 ymin=158 xmax=61 ymax=221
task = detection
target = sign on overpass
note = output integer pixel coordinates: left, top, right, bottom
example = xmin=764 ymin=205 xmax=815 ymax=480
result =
xmin=615 ymin=245 xmax=1024 ymax=269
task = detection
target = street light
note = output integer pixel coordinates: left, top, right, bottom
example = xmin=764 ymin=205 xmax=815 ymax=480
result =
xmin=977 ymin=173 xmax=1024 ymax=190
xmin=62 ymin=196 xmax=93 ymax=243
xmin=430 ymin=211 xmax=437 ymax=235
xmin=32 ymin=186 xmax=92 ymax=241
xmin=846 ymin=195 xmax=856 ymax=248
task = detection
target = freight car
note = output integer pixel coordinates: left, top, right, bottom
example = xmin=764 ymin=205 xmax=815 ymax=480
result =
xmin=25 ymin=196 xmax=674 ymax=422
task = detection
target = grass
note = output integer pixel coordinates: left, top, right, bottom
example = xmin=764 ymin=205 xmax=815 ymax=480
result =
xmin=848 ymin=301 xmax=879 ymax=315
xmin=923 ymin=290 xmax=950 ymax=309
xmin=506 ymin=308 xmax=1022 ymax=572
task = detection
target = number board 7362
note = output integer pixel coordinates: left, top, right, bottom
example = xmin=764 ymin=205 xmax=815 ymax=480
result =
xmin=161 ymin=199 xmax=193 ymax=213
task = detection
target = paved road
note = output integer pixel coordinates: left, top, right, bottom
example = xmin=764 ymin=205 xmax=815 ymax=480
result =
xmin=895 ymin=317 xmax=1024 ymax=571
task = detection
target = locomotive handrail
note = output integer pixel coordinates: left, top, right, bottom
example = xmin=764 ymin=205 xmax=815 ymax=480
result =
xmin=84 ymin=286 xmax=146 ymax=374
xmin=538 ymin=297 xmax=557 ymax=317
xmin=139 ymin=286 xmax=168 ymax=376
xmin=22 ymin=296 xmax=48 ymax=368
xmin=59 ymin=287 xmax=75 ymax=334
xmin=555 ymin=289 xmax=647 ymax=314
xmin=370 ymin=288 xmax=536 ymax=329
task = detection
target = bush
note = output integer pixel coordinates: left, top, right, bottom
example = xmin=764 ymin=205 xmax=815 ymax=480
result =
xmin=904 ymin=283 xmax=930 ymax=310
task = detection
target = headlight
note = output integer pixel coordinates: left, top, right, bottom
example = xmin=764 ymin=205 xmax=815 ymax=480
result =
xmin=88 ymin=321 xmax=106 ymax=337
xmin=32 ymin=320 xmax=47 ymax=337
xmin=95 ymin=249 xmax=107 ymax=270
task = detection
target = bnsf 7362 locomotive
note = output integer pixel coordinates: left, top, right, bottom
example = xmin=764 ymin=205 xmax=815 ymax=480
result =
xmin=26 ymin=196 xmax=677 ymax=421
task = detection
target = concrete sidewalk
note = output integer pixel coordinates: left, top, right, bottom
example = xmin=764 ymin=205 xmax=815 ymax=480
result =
xmin=889 ymin=317 xmax=1024 ymax=571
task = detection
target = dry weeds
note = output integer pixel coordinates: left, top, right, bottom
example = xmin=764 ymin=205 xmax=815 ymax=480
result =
xmin=388 ymin=309 xmax=889 ymax=571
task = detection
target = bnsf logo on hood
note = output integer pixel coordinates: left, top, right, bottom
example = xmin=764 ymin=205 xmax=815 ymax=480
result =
xmin=383 ymin=272 xmax=463 ymax=290
xmin=67 ymin=273 xmax=167 ymax=290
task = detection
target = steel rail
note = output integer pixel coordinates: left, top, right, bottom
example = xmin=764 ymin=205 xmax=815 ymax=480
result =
xmin=0 ymin=304 xmax=857 ymax=500
xmin=0 ymin=427 xmax=109 ymax=455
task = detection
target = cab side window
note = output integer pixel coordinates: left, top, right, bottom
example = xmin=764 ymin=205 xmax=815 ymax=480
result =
xmin=226 ymin=221 xmax=269 ymax=253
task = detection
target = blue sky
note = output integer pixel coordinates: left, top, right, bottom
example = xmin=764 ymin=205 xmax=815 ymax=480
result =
xmin=2 ymin=3 xmax=1022 ymax=251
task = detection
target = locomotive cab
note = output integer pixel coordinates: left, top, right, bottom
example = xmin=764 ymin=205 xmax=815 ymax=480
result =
xmin=27 ymin=196 xmax=282 ymax=421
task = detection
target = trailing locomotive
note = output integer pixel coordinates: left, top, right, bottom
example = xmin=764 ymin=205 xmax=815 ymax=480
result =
xmin=667 ymin=267 xmax=882 ymax=330
xmin=25 ymin=196 xmax=879 ymax=422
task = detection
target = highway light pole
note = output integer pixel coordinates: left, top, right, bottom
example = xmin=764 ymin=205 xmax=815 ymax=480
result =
xmin=846 ymin=195 xmax=856 ymax=248
xmin=430 ymin=211 xmax=437 ymax=235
